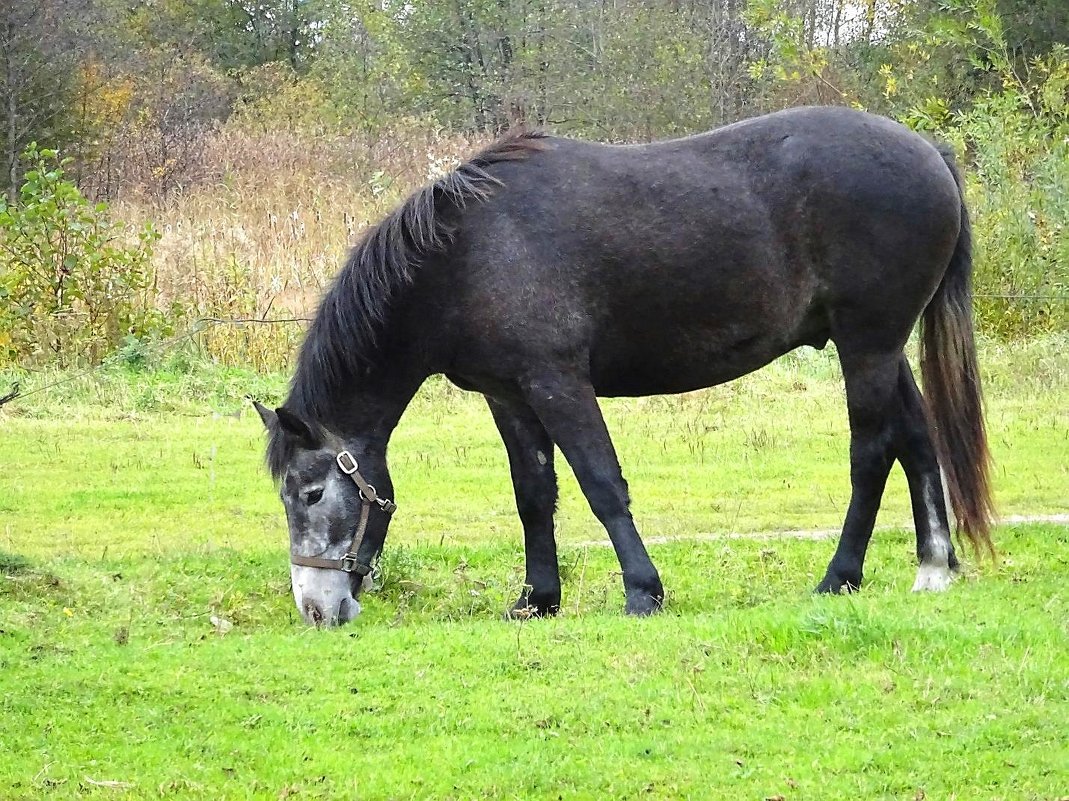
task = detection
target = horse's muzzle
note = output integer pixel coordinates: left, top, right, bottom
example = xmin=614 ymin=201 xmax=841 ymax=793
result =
xmin=291 ymin=564 xmax=362 ymax=626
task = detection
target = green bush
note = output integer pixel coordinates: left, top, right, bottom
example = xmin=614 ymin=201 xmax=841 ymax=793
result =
xmin=0 ymin=145 xmax=162 ymax=367
xmin=952 ymin=49 xmax=1069 ymax=336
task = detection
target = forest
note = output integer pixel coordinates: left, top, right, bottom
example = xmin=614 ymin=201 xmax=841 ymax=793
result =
xmin=1 ymin=0 xmax=1067 ymax=367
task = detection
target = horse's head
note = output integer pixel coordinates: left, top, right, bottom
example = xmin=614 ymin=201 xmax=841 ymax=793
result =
xmin=254 ymin=401 xmax=395 ymax=627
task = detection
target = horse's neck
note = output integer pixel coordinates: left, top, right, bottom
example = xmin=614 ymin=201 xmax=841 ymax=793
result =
xmin=322 ymin=366 xmax=426 ymax=445
xmin=288 ymin=314 xmax=431 ymax=443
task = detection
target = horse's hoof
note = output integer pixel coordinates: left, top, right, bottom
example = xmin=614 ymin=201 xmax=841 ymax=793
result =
xmin=504 ymin=595 xmax=560 ymax=620
xmin=911 ymin=562 xmax=953 ymax=592
xmin=814 ymin=573 xmax=862 ymax=594
xmin=624 ymin=592 xmax=663 ymax=616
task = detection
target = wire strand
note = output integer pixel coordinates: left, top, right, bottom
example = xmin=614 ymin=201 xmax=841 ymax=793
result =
xmin=974 ymin=293 xmax=1069 ymax=301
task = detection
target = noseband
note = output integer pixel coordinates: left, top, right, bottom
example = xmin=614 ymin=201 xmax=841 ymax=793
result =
xmin=289 ymin=450 xmax=397 ymax=577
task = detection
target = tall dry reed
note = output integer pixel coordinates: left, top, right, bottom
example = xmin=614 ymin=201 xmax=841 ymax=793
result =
xmin=112 ymin=124 xmax=484 ymax=369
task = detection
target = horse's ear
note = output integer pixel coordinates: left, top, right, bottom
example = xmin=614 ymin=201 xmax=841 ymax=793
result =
xmin=274 ymin=406 xmax=319 ymax=449
xmin=251 ymin=399 xmax=277 ymax=431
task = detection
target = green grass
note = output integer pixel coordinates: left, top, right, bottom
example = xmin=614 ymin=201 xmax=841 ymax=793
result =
xmin=1 ymin=337 xmax=1067 ymax=799
xmin=2 ymin=528 xmax=1067 ymax=799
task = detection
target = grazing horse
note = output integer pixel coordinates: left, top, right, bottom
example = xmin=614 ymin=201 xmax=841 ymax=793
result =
xmin=254 ymin=106 xmax=994 ymax=627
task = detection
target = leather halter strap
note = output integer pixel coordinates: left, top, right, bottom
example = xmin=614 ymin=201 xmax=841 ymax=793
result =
xmin=289 ymin=450 xmax=396 ymax=576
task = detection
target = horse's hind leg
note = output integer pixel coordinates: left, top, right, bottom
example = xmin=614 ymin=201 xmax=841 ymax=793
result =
xmin=519 ymin=369 xmax=664 ymax=615
xmin=894 ymin=357 xmax=959 ymax=591
xmin=816 ymin=350 xmax=901 ymax=593
xmin=486 ymin=396 xmax=562 ymax=617
xmin=817 ymin=350 xmax=960 ymax=593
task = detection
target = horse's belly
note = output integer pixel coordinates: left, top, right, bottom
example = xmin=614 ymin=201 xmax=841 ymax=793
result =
xmin=590 ymin=333 xmax=788 ymax=397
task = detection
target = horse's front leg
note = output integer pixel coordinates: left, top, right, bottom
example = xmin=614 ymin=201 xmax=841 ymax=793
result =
xmin=487 ymin=396 xmax=562 ymax=617
xmin=519 ymin=369 xmax=664 ymax=616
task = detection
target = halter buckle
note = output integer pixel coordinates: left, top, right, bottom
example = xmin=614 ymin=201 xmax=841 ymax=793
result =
xmin=346 ymin=551 xmax=376 ymax=573
xmin=340 ymin=554 xmax=362 ymax=573
xmin=336 ymin=450 xmax=359 ymax=475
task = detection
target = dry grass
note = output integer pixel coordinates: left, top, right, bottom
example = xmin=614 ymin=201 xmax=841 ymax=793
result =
xmin=112 ymin=124 xmax=487 ymax=369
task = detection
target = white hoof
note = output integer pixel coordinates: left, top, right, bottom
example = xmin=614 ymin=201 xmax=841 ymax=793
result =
xmin=912 ymin=562 xmax=953 ymax=592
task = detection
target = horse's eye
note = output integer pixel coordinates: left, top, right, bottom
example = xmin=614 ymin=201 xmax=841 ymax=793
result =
xmin=306 ymin=488 xmax=324 ymax=506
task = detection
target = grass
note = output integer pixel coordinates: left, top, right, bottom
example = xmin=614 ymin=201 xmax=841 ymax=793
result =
xmin=2 ymin=335 xmax=1066 ymax=557
xmin=2 ymin=529 xmax=1067 ymax=799
xmin=1 ymin=336 xmax=1067 ymax=799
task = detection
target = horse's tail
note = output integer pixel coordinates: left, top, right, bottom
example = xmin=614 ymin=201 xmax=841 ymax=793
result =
xmin=919 ymin=146 xmax=995 ymax=556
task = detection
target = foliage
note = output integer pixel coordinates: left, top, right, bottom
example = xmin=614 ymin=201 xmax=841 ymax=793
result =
xmin=123 ymin=0 xmax=327 ymax=72
xmin=123 ymin=51 xmax=234 ymax=200
xmin=901 ymin=4 xmax=1069 ymax=336
xmin=0 ymin=145 xmax=162 ymax=367
xmin=5 ymin=0 xmax=1069 ymax=161
xmin=0 ymin=0 xmax=102 ymax=200
xmin=996 ymin=0 xmax=1069 ymax=64
xmin=953 ymin=49 xmax=1069 ymax=335
xmin=0 ymin=551 xmax=33 ymax=575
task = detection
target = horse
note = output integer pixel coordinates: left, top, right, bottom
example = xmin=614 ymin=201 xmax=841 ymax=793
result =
xmin=254 ymin=105 xmax=994 ymax=627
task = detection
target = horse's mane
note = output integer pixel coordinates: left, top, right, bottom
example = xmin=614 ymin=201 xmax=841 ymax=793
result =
xmin=268 ymin=129 xmax=547 ymax=474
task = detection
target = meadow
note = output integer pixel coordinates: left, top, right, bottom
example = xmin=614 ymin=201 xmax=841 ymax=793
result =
xmin=1 ymin=336 xmax=1067 ymax=799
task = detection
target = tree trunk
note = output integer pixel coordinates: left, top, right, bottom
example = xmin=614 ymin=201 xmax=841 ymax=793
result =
xmin=289 ymin=0 xmax=300 ymax=71
xmin=864 ymin=0 xmax=877 ymax=44
xmin=454 ymin=0 xmax=489 ymax=129
xmin=4 ymin=21 xmax=18 ymax=202
xmin=537 ymin=1 xmax=547 ymax=125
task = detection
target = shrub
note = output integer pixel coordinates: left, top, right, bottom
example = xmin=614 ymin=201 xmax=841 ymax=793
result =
xmin=952 ymin=49 xmax=1069 ymax=336
xmin=0 ymin=145 xmax=162 ymax=367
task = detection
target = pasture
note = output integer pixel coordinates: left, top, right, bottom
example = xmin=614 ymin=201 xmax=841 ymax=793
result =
xmin=1 ymin=336 xmax=1067 ymax=799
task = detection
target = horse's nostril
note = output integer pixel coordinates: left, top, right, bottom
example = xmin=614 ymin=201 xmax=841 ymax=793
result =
xmin=304 ymin=599 xmax=325 ymax=625
xmin=338 ymin=597 xmax=360 ymax=625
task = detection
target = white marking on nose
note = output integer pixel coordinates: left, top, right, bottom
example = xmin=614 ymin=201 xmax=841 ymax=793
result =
xmin=536 ymin=450 xmax=547 ymax=466
xmin=290 ymin=564 xmax=361 ymax=625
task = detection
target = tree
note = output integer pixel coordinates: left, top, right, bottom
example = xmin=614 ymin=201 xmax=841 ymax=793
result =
xmin=997 ymin=0 xmax=1069 ymax=63
xmin=0 ymin=0 xmax=96 ymax=200
xmin=124 ymin=0 xmax=328 ymax=72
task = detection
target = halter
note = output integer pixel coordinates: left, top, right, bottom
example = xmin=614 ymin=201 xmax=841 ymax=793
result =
xmin=289 ymin=450 xmax=397 ymax=576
